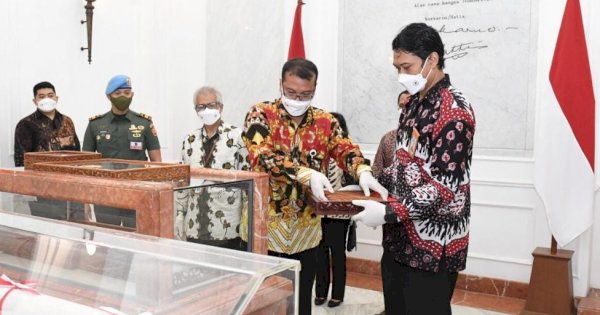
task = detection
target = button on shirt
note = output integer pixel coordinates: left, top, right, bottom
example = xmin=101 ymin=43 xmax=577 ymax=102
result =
xmin=14 ymin=110 xmax=80 ymax=167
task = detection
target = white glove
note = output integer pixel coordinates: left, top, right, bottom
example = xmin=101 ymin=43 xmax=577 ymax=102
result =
xmin=310 ymin=171 xmax=334 ymax=201
xmin=359 ymin=172 xmax=389 ymax=200
xmin=351 ymin=200 xmax=387 ymax=227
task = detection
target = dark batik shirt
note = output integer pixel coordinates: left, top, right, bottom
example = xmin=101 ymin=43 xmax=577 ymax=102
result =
xmin=14 ymin=110 xmax=80 ymax=167
xmin=379 ymin=74 xmax=476 ymax=273
xmin=372 ymin=129 xmax=397 ymax=178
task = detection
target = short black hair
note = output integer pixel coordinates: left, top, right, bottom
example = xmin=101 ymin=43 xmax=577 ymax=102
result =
xmin=392 ymin=23 xmax=445 ymax=69
xmin=33 ymin=81 xmax=56 ymax=97
xmin=282 ymin=58 xmax=318 ymax=82
xmin=331 ymin=112 xmax=349 ymax=138
xmin=398 ymin=90 xmax=410 ymax=103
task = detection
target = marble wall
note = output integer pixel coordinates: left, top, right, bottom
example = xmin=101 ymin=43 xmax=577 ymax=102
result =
xmin=339 ymin=0 xmax=537 ymax=156
xmin=204 ymin=0 xmax=285 ymax=129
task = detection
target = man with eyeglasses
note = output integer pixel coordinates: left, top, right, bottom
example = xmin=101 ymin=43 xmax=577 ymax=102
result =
xmin=242 ymin=58 xmax=388 ymax=315
xmin=82 ymin=74 xmax=162 ymax=227
xmin=177 ymin=86 xmax=250 ymax=249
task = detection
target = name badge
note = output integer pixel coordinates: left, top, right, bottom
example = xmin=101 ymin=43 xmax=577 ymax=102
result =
xmin=130 ymin=141 xmax=143 ymax=150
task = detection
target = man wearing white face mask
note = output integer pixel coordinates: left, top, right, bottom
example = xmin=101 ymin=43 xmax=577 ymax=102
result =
xmin=14 ymin=81 xmax=80 ymax=167
xmin=242 ymin=58 xmax=388 ymax=315
xmin=178 ymin=86 xmax=250 ymax=249
xmin=352 ymin=23 xmax=476 ymax=314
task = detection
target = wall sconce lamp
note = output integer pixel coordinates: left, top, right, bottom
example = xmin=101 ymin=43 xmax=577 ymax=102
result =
xmin=80 ymin=0 xmax=95 ymax=64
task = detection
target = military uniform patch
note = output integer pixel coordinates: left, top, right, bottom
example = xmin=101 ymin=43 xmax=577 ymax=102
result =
xmin=137 ymin=112 xmax=152 ymax=121
xmin=88 ymin=114 xmax=104 ymax=121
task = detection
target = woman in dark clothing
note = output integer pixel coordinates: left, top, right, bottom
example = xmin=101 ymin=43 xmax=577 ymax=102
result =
xmin=314 ymin=112 xmax=356 ymax=308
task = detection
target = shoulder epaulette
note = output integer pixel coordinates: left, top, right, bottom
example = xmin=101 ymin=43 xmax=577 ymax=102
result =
xmin=137 ymin=112 xmax=153 ymax=121
xmin=88 ymin=113 xmax=105 ymax=121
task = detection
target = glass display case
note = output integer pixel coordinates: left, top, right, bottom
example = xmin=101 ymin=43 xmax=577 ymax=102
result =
xmin=0 ymin=175 xmax=255 ymax=252
xmin=0 ymin=166 xmax=271 ymax=254
xmin=174 ymin=178 xmax=254 ymax=252
xmin=23 ymin=150 xmax=101 ymax=170
xmin=0 ymin=211 xmax=299 ymax=314
xmin=30 ymin=158 xmax=190 ymax=186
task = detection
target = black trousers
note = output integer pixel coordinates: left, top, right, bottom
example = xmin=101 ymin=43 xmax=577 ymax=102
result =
xmin=315 ymin=218 xmax=350 ymax=300
xmin=269 ymin=246 xmax=317 ymax=315
xmin=381 ymin=249 xmax=458 ymax=315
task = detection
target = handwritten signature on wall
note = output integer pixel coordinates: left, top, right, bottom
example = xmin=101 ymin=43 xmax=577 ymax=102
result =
xmin=438 ymin=24 xmax=518 ymax=60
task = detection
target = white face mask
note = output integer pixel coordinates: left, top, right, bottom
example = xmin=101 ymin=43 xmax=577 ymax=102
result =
xmin=397 ymin=57 xmax=433 ymax=95
xmin=197 ymin=108 xmax=221 ymax=125
xmin=37 ymin=98 xmax=57 ymax=113
xmin=281 ymin=94 xmax=311 ymax=116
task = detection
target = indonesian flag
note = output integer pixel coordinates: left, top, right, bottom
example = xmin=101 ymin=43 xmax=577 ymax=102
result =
xmin=288 ymin=1 xmax=305 ymax=59
xmin=534 ymin=0 xmax=596 ymax=246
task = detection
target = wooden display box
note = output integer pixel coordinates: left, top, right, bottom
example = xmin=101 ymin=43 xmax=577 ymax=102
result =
xmin=31 ymin=158 xmax=190 ymax=185
xmin=307 ymin=190 xmax=387 ymax=216
xmin=23 ymin=150 xmax=102 ymax=170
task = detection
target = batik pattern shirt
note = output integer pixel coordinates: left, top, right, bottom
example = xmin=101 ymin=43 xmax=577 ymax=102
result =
xmin=379 ymin=75 xmax=475 ymax=273
xmin=372 ymin=130 xmax=396 ymax=178
xmin=242 ymin=99 xmax=369 ymax=254
xmin=324 ymin=158 xmax=357 ymax=220
xmin=14 ymin=110 xmax=80 ymax=167
xmin=178 ymin=122 xmax=250 ymax=241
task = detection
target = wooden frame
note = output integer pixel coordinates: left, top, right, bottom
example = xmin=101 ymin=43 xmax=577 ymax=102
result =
xmin=24 ymin=150 xmax=101 ymax=170
xmin=31 ymin=158 xmax=190 ymax=185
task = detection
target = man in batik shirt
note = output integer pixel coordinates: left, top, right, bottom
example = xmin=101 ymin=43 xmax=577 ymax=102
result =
xmin=14 ymin=81 xmax=80 ymax=167
xmin=177 ymin=86 xmax=250 ymax=250
xmin=14 ymin=81 xmax=81 ymax=220
xmin=353 ymin=23 xmax=476 ymax=314
xmin=242 ymin=58 xmax=387 ymax=315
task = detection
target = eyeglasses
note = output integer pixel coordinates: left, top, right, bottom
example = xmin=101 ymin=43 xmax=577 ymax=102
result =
xmin=282 ymin=90 xmax=314 ymax=102
xmin=194 ymin=102 xmax=221 ymax=112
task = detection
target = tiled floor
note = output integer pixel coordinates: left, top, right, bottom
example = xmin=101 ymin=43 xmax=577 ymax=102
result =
xmin=451 ymin=289 xmax=526 ymax=314
xmin=313 ymin=271 xmax=527 ymax=315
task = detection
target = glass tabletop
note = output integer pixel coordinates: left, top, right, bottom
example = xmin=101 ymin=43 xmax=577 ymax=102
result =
xmin=0 ymin=211 xmax=299 ymax=315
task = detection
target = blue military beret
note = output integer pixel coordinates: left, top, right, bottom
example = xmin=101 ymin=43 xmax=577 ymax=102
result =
xmin=105 ymin=75 xmax=132 ymax=95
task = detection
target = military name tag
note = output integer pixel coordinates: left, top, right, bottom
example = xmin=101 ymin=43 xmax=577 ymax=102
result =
xmin=130 ymin=141 xmax=143 ymax=150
